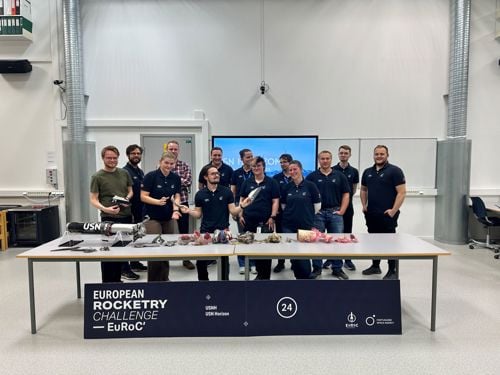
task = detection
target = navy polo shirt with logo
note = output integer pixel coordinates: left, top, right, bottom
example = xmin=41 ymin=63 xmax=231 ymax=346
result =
xmin=361 ymin=163 xmax=406 ymax=214
xmin=198 ymin=162 xmax=234 ymax=188
xmin=306 ymin=169 xmax=350 ymax=209
xmin=273 ymin=172 xmax=292 ymax=195
xmin=240 ymin=176 xmax=280 ymax=221
xmin=230 ymin=167 xmax=253 ymax=203
xmin=123 ymin=163 xmax=144 ymax=208
xmin=333 ymin=163 xmax=359 ymax=202
xmin=195 ymin=185 xmax=234 ymax=232
xmin=281 ymin=179 xmax=321 ymax=231
xmin=141 ymin=169 xmax=181 ymax=221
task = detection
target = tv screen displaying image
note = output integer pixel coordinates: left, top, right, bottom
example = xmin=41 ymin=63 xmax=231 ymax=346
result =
xmin=211 ymin=136 xmax=318 ymax=177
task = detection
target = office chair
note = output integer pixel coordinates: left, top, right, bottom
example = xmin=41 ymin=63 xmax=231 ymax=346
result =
xmin=469 ymin=197 xmax=500 ymax=256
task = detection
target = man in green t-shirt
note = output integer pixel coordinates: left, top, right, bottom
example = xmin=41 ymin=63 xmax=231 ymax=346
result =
xmin=90 ymin=145 xmax=136 ymax=282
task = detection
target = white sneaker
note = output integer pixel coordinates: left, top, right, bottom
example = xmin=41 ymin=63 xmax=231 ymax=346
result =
xmin=251 ymin=266 xmax=258 ymax=274
xmin=239 ymin=266 xmax=245 ymax=274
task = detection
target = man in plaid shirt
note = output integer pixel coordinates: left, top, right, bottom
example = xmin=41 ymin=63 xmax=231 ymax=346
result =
xmin=167 ymin=140 xmax=195 ymax=270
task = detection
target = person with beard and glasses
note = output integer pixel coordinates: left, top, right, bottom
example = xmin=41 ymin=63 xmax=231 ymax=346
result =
xmin=306 ymin=150 xmax=350 ymax=280
xmin=180 ymin=165 xmax=253 ymax=281
xmin=90 ymin=145 xmax=137 ymax=282
xmin=332 ymin=144 xmax=359 ymax=272
xmin=239 ymin=156 xmax=280 ymax=279
xmin=272 ymin=153 xmax=293 ymax=273
xmin=281 ymin=160 xmax=321 ymax=280
xmin=122 ymin=144 xmax=147 ymax=273
xmin=166 ymin=140 xmax=195 ymax=271
xmin=141 ymin=151 xmax=182 ymax=282
xmin=230 ymin=148 xmax=256 ymax=274
xmin=198 ymin=147 xmax=233 ymax=189
xmin=360 ymin=145 xmax=406 ymax=280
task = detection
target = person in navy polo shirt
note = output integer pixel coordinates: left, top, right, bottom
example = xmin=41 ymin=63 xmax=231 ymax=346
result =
xmin=281 ymin=160 xmax=321 ymax=279
xmin=360 ymin=145 xmax=406 ymax=280
xmin=231 ymin=148 xmax=256 ymax=272
xmin=141 ymin=151 xmax=182 ymax=282
xmin=332 ymin=144 xmax=359 ymax=272
xmin=239 ymin=156 xmax=280 ymax=280
xmin=272 ymin=153 xmax=293 ymax=273
xmin=198 ymin=147 xmax=234 ymax=189
xmin=307 ymin=150 xmax=350 ymax=280
xmin=180 ymin=165 xmax=253 ymax=281
xmin=122 ymin=144 xmax=147 ymax=274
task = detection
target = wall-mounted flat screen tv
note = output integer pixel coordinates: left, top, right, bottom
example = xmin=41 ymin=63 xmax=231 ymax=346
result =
xmin=211 ymin=135 xmax=318 ymax=177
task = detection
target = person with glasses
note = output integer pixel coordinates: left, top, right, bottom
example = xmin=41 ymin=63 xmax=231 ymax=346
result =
xmin=90 ymin=145 xmax=135 ymax=282
xmin=239 ymin=156 xmax=280 ymax=279
xmin=180 ymin=165 xmax=253 ymax=280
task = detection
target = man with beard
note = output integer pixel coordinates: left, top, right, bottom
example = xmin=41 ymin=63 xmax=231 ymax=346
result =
xmin=360 ymin=145 xmax=406 ymax=280
xmin=180 ymin=165 xmax=253 ymax=280
xmin=122 ymin=144 xmax=147 ymax=273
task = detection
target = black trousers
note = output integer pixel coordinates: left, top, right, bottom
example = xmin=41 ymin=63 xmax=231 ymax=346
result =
xmin=197 ymin=257 xmax=229 ymax=281
xmin=243 ymin=217 xmax=273 ymax=280
xmin=364 ymin=211 xmax=399 ymax=271
xmin=176 ymin=202 xmax=193 ymax=265
xmin=176 ymin=202 xmax=190 ymax=234
xmin=100 ymin=215 xmax=132 ymax=283
xmin=274 ymin=213 xmax=289 ymax=268
xmin=343 ymin=204 xmax=354 ymax=233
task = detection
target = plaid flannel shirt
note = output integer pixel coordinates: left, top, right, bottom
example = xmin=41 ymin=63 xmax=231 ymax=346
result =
xmin=172 ymin=160 xmax=192 ymax=203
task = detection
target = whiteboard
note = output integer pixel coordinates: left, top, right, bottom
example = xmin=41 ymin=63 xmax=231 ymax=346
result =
xmin=318 ymin=138 xmax=437 ymax=190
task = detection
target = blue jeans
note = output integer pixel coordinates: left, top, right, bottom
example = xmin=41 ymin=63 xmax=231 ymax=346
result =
xmin=313 ymin=210 xmax=344 ymax=271
xmin=237 ymin=218 xmax=255 ymax=268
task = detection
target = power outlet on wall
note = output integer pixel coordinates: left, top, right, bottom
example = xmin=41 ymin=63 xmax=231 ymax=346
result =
xmin=46 ymin=167 xmax=58 ymax=188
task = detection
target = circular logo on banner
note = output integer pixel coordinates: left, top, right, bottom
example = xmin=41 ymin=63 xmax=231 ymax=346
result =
xmin=276 ymin=297 xmax=298 ymax=319
xmin=347 ymin=312 xmax=357 ymax=323
xmin=366 ymin=315 xmax=376 ymax=326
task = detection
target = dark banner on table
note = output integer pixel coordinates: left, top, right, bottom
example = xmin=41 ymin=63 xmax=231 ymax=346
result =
xmin=84 ymin=280 xmax=401 ymax=338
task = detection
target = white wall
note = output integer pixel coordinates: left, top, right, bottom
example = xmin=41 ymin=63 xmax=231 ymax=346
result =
xmin=468 ymin=1 xmax=500 ymax=193
xmin=82 ymin=0 xmax=449 ymax=138
xmin=1 ymin=0 xmax=499 ymax=238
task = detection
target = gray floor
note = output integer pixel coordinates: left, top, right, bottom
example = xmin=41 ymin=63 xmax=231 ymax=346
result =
xmin=1 ymin=240 xmax=500 ymax=375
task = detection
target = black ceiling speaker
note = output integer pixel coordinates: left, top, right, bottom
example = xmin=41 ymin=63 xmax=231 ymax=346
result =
xmin=0 ymin=59 xmax=32 ymax=74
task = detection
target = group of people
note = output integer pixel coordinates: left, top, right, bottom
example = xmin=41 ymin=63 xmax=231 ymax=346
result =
xmin=90 ymin=142 xmax=406 ymax=283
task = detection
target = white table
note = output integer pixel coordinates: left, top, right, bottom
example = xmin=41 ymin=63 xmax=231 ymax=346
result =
xmin=235 ymin=233 xmax=451 ymax=331
xmin=17 ymin=234 xmax=235 ymax=334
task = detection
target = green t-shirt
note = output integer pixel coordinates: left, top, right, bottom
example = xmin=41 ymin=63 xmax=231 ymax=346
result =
xmin=90 ymin=168 xmax=133 ymax=218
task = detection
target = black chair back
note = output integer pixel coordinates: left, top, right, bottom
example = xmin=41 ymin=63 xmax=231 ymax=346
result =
xmin=471 ymin=196 xmax=489 ymax=224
